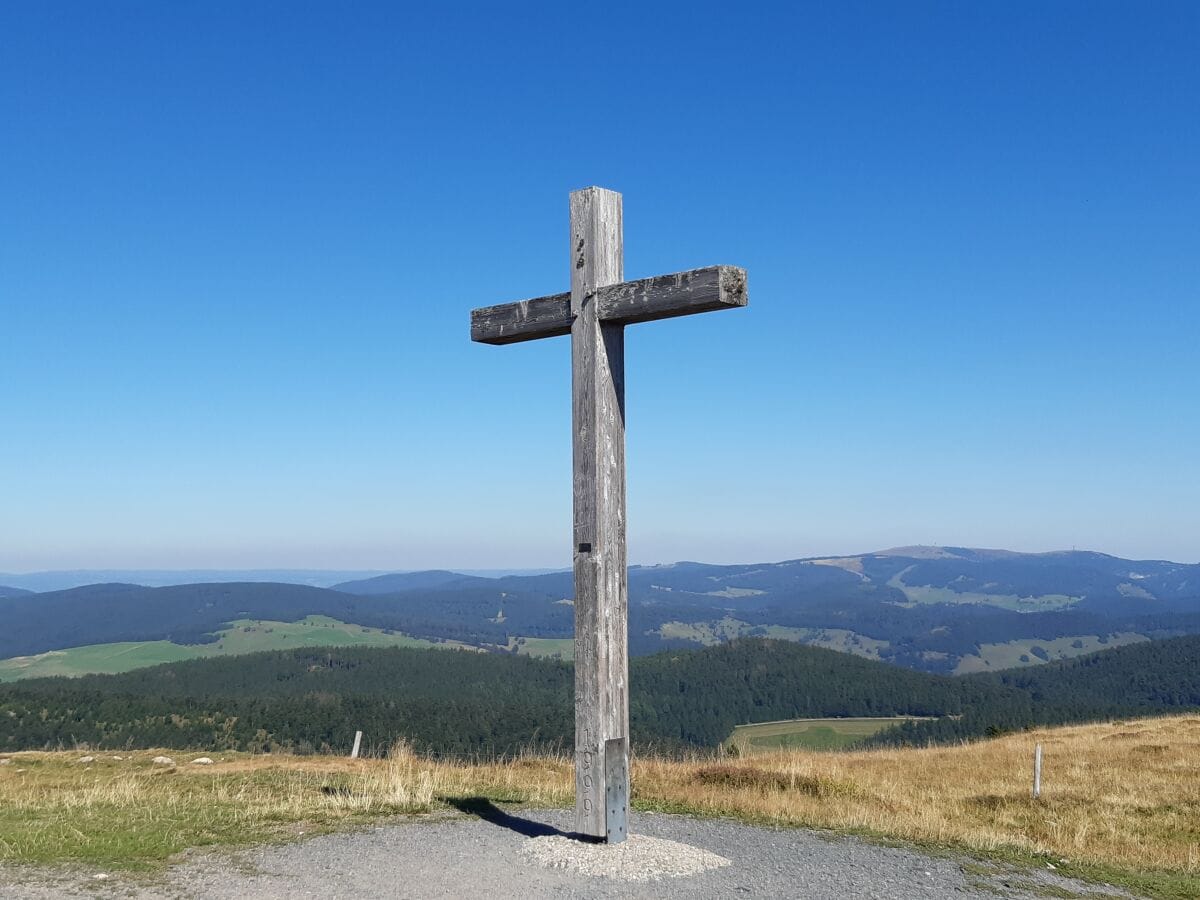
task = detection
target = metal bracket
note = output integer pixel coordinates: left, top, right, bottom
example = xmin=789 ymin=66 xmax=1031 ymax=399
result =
xmin=604 ymin=737 xmax=628 ymax=843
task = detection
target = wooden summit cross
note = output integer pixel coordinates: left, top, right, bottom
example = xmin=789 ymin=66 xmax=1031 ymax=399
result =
xmin=470 ymin=187 xmax=747 ymax=842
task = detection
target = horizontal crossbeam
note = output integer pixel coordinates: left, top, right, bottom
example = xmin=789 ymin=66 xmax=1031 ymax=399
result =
xmin=470 ymin=265 xmax=747 ymax=345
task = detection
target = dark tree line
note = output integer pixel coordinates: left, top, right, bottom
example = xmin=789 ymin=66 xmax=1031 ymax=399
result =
xmin=866 ymin=635 xmax=1200 ymax=747
xmin=1 ymin=637 xmax=1197 ymax=757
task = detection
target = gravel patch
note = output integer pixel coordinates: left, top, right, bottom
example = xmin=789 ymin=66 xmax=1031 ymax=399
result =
xmin=521 ymin=832 xmax=730 ymax=881
xmin=0 ymin=807 xmax=1141 ymax=899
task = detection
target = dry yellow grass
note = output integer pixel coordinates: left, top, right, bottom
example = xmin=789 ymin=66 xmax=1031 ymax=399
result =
xmin=639 ymin=716 xmax=1200 ymax=878
xmin=1 ymin=717 xmax=1197 ymax=895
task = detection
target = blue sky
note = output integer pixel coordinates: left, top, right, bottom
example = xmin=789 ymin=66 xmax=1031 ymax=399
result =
xmin=2 ymin=1 xmax=1197 ymax=571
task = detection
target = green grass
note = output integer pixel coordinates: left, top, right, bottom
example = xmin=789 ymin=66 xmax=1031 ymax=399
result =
xmin=0 ymin=617 xmax=473 ymax=682
xmin=656 ymin=619 xmax=890 ymax=661
xmin=885 ymin=567 xmax=1080 ymax=611
xmin=506 ymin=637 xmax=575 ymax=659
xmin=657 ymin=616 xmax=750 ymax=645
xmin=728 ymin=716 xmax=932 ymax=753
xmin=892 ymin=583 xmax=1080 ymax=611
xmin=954 ymin=632 xmax=1150 ymax=674
xmin=0 ymin=750 xmax=441 ymax=871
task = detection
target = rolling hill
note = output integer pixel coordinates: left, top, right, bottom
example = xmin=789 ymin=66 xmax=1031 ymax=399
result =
xmin=1 ymin=546 xmax=1197 ymax=677
xmin=871 ymin=633 xmax=1200 ymax=747
xmin=1 ymin=635 xmax=1196 ymax=757
xmin=0 ymin=616 xmax=473 ymax=682
xmin=0 ymin=569 xmax=388 ymax=592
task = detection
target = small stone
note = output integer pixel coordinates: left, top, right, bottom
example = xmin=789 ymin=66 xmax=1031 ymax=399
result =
xmin=1046 ymin=863 xmax=1057 ymax=870
xmin=152 ymin=756 xmax=176 ymax=766
xmin=78 ymin=756 xmax=95 ymax=764
xmin=93 ymin=873 xmax=110 ymax=881
xmin=192 ymin=757 xmax=214 ymax=765
xmin=112 ymin=755 xmax=124 ymax=760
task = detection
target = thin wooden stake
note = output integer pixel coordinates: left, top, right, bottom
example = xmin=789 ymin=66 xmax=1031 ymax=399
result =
xmin=351 ymin=730 xmax=363 ymax=760
xmin=1033 ymin=742 xmax=1042 ymax=798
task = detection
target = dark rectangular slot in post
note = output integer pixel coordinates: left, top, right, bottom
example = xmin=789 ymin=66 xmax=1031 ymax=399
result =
xmin=577 ymin=542 xmax=592 ymax=553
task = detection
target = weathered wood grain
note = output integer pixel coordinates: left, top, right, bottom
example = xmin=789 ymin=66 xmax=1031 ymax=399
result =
xmin=598 ymin=265 xmax=747 ymax=325
xmin=469 ymin=265 xmax=746 ymax=344
xmin=469 ymin=292 xmax=571 ymax=344
xmin=467 ymin=186 xmax=749 ymax=844
xmin=570 ymin=186 xmax=629 ymax=842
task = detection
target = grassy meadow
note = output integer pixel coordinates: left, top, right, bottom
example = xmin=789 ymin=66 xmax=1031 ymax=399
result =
xmin=884 ymin=568 xmax=1081 ymax=612
xmin=727 ymin=716 xmax=933 ymax=752
xmin=954 ymin=632 xmax=1150 ymax=674
xmin=0 ymin=616 xmax=473 ymax=682
xmin=506 ymin=636 xmax=575 ymax=659
xmin=655 ymin=618 xmax=889 ymax=660
xmin=0 ymin=716 xmax=1196 ymax=896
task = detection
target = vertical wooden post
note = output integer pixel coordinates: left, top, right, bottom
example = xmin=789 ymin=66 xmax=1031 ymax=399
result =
xmin=570 ymin=187 xmax=630 ymax=842
xmin=1033 ymin=742 xmax=1042 ymax=798
xmin=351 ymin=730 xmax=363 ymax=759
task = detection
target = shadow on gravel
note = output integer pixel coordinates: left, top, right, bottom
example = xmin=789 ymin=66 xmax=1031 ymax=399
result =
xmin=442 ymin=797 xmax=600 ymax=843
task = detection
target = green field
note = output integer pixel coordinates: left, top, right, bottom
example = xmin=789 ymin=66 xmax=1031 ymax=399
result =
xmin=0 ymin=616 xmax=471 ymax=682
xmin=727 ymin=716 xmax=931 ymax=753
xmin=506 ymin=636 xmax=574 ymax=659
xmin=886 ymin=566 xmax=1080 ymax=611
xmin=657 ymin=618 xmax=889 ymax=660
xmin=954 ymin=632 xmax=1149 ymax=674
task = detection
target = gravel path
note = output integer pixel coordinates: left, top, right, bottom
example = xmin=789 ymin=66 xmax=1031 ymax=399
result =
xmin=0 ymin=806 xmax=1136 ymax=899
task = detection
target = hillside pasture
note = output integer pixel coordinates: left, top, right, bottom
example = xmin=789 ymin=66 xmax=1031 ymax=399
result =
xmin=728 ymin=716 xmax=931 ymax=753
xmin=885 ymin=566 xmax=1081 ymax=611
xmin=506 ymin=637 xmax=575 ymax=659
xmin=656 ymin=619 xmax=889 ymax=661
xmin=0 ymin=617 xmax=467 ymax=682
xmin=954 ymin=632 xmax=1150 ymax=674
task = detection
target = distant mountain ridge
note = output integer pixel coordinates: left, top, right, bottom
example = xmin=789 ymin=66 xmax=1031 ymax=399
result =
xmin=1 ymin=546 xmax=1197 ymax=676
xmin=0 ymin=569 xmax=390 ymax=592
xmin=0 ymin=567 xmax=565 ymax=593
xmin=332 ymin=570 xmax=486 ymax=594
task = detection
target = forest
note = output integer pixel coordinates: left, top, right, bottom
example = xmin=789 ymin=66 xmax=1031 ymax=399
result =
xmin=1 ymin=635 xmax=1196 ymax=757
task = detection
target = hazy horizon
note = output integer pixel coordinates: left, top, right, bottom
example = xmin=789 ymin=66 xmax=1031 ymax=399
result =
xmin=3 ymin=540 xmax=1197 ymax=581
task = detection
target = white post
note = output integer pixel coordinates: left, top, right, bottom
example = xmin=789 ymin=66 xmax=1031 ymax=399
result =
xmin=1032 ymin=742 xmax=1042 ymax=798
xmin=351 ymin=730 xmax=363 ymax=760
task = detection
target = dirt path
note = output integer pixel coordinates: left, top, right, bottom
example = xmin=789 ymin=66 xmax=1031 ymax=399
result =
xmin=0 ymin=806 xmax=1135 ymax=899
